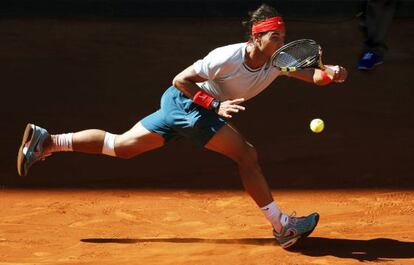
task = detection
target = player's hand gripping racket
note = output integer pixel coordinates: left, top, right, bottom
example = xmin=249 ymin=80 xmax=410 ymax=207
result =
xmin=271 ymin=39 xmax=347 ymax=83
xmin=271 ymin=39 xmax=326 ymax=72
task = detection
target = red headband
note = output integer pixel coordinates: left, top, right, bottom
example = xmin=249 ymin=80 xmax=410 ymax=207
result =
xmin=252 ymin=16 xmax=285 ymax=35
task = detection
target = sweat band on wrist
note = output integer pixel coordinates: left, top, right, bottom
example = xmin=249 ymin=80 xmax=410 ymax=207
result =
xmin=193 ymin=90 xmax=215 ymax=110
xmin=320 ymin=70 xmax=333 ymax=84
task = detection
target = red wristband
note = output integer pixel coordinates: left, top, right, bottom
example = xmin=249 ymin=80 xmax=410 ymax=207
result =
xmin=320 ymin=70 xmax=333 ymax=84
xmin=193 ymin=90 xmax=215 ymax=109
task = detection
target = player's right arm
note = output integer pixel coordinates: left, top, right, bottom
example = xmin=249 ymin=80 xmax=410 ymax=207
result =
xmin=172 ymin=65 xmax=245 ymax=118
xmin=172 ymin=65 xmax=207 ymax=99
xmin=286 ymin=66 xmax=347 ymax=86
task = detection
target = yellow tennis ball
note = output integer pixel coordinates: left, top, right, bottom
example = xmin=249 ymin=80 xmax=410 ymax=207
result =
xmin=310 ymin=118 xmax=324 ymax=133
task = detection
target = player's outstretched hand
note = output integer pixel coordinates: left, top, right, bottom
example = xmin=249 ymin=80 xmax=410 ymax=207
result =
xmin=217 ymin=98 xmax=246 ymax=118
xmin=326 ymin=65 xmax=347 ymax=83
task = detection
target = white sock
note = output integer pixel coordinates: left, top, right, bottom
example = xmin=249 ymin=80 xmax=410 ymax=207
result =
xmin=261 ymin=201 xmax=283 ymax=233
xmin=102 ymin=132 xmax=117 ymax=157
xmin=49 ymin=133 xmax=73 ymax=153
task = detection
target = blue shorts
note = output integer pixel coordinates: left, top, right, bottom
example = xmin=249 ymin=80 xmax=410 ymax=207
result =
xmin=140 ymin=86 xmax=227 ymax=147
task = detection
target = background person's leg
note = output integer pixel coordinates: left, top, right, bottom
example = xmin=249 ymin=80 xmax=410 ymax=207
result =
xmin=364 ymin=0 xmax=397 ymax=54
xmin=358 ymin=0 xmax=397 ymax=70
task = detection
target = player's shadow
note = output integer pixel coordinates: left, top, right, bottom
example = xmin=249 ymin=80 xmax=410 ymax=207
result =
xmin=287 ymin=237 xmax=414 ymax=262
xmin=81 ymin=237 xmax=277 ymax=246
xmin=81 ymin=236 xmax=414 ymax=262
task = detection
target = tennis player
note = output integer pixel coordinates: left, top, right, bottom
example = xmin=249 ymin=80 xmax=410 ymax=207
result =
xmin=17 ymin=4 xmax=347 ymax=248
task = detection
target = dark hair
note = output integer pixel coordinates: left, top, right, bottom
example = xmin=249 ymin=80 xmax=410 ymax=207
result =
xmin=242 ymin=4 xmax=281 ymax=39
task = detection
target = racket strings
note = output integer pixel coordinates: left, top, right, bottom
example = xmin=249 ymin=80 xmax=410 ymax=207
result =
xmin=272 ymin=40 xmax=320 ymax=68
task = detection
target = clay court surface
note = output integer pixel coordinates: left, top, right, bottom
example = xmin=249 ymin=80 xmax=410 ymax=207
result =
xmin=1 ymin=14 xmax=414 ymax=265
xmin=1 ymin=189 xmax=413 ymax=265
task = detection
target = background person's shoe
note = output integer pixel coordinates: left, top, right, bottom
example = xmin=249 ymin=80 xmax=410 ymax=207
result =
xmin=273 ymin=212 xmax=319 ymax=249
xmin=357 ymin=51 xmax=384 ymax=70
xmin=17 ymin=123 xmax=50 ymax=176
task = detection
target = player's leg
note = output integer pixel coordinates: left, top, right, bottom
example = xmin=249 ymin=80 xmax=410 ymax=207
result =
xmin=44 ymin=121 xmax=164 ymax=158
xmin=204 ymin=124 xmax=276 ymax=208
xmin=17 ymin=121 xmax=164 ymax=176
xmin=114 ymin=121 xmax=164 ymax=159
xmin=18 ymin=87 xmax=181 ymax=177
xmin=204 ymin=124 xmax=319 ymax=248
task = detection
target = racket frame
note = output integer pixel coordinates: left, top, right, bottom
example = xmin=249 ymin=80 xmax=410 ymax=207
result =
xmin=271 ymin=39 xmax=326 ymax=72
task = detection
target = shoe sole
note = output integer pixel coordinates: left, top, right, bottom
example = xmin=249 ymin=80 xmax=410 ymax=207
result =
xmin=280 ymin=237 xmax=299 ymax=249
xmin=17 ymin=123 xmax=34 ymax=177
xmin=281 ymin=213 xmax=320 ymax=249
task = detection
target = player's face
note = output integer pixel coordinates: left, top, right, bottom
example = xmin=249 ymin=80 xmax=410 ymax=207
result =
xmin=259 ymin=30 xmax=286 ymax=57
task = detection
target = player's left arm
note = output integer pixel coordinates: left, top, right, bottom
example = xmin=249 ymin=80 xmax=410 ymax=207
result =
xmin=285 ymin=65 xmax=348 ymax=86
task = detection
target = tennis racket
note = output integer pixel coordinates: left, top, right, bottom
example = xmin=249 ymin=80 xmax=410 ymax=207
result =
xmin=271 ymin=39 xmax=325 ymax=72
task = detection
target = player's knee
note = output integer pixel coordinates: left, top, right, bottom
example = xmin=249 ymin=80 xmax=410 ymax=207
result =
xmin=237 ymin=144 xmax=259 ymax=167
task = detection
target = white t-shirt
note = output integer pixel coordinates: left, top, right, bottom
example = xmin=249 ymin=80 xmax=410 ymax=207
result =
xmin=193 ymin=42 xmax=282 ymax=101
